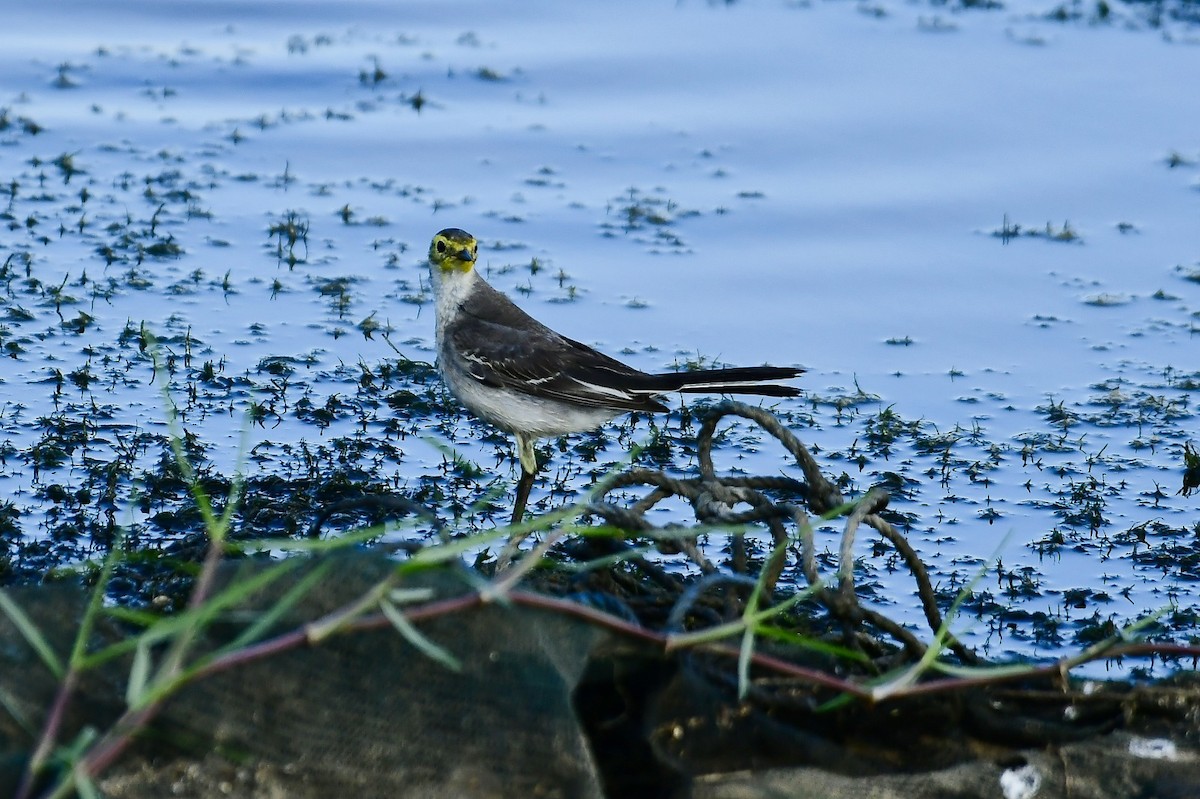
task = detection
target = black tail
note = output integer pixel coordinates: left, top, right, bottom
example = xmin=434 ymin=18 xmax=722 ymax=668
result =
xmin=644 ymin=366 xmax=803 ymax=398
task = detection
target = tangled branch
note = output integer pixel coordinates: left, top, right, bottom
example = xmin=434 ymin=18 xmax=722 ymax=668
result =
xmin=516 ymin=401 xmax=979 ymax=667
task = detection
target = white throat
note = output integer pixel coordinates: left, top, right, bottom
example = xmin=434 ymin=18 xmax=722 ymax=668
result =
xmin=430 ymin=263 xmax=479 ymax=344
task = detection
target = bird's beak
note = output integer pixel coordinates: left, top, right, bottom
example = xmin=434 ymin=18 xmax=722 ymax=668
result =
xmin=456 ymin=248 xmax=475 ymax=262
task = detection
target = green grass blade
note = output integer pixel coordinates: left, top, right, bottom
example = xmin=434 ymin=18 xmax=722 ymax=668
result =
xmin=0 ymin=589 xmax=63 ymax=679
xmin=737 ymin=625 xmax=755 ymax=700
xmin=75 ymin=774 xmax=101 ymax=799
xmin=125 ymin=639 xmax=151 ymax=706
xmin=220 ymin=560 xmax=335 ymax=653
xmin=753 ymin=624 xmax=870 ymax=663
xmin=81 ymin=559 xmax=303 ymax=671
xmin=71 ymin=527 xmax=128 ymax=668
xmin=379 ymin=598 xmax=462 ymax=672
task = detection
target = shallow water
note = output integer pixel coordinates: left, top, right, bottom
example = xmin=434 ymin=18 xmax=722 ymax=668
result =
xmin=2 ymin=0 xmax=1199 ymax=673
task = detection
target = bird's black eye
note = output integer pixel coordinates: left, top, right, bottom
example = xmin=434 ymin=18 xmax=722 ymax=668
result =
xmin=436 ymin=240 xmax=447 ymax=253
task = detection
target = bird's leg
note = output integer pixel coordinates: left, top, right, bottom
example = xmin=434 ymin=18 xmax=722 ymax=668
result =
xmin=497 ymin=468 xmax=535 ymax=571
xmin=496 ymin=435 xmax=538 ymax=571
xmin=510 ymin=433 xmax=539 ymax=525
xmin=512 ymin=468 xmax=535 ymax=526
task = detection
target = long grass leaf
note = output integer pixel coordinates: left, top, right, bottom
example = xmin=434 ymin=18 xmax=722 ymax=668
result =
xmin=929 ymin=660 xmax=1040 ymax=680
xmin=125 ymin=640 xmax=151 ymax=706
xmin=753 ymin=624 xmax=870 ymax=663
xmin=387 ymin=587 xmax=436 ymax=604
xmin=737 ymin=626 xmax=755 ymax=700
xmin=75 ymin=774 xmax=100 ymax=799
xmin=71 ymin=527 xmax=127 ymax=668
xmin=81 ymin=559 xmax=303 ymax=671
xmin=220 ymin=560 xmax=335 ymax=653
xmin=379 ymin=598 xmax=461 ymax=671
xmin=0 ymin=589 xmax=63 ymax=678
xmin=404 ymin=527 xmax=512 ymax=566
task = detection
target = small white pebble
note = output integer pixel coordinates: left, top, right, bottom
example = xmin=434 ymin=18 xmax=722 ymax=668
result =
xmin=1128 ymin=737 xmax=1177 ymax=760
xmin=999 ymin=763 xmax=1041 ymax=799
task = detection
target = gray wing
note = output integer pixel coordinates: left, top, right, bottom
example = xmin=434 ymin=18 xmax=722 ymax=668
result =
xmin=447 ymin=285 xmax=668 ymax=413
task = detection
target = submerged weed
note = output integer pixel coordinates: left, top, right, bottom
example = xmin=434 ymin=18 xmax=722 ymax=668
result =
xmin=268 ymin=210 xmax=310 ymax=268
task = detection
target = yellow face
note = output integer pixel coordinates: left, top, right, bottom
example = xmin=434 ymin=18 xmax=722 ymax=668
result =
xmin=429 ymin=228 xmax=478 ymax=272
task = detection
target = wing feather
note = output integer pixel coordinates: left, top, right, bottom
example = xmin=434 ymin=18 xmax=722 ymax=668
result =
xmin=447 ymin=284 xmax=667 ymax=413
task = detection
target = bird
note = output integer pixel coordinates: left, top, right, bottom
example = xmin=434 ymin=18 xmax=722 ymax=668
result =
xmin=426 ymin=227 xmax=802 ymax=522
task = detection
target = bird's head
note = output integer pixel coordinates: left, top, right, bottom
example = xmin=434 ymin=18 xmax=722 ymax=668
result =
xmin=429 ymin=228 xmax=478 ymax=273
